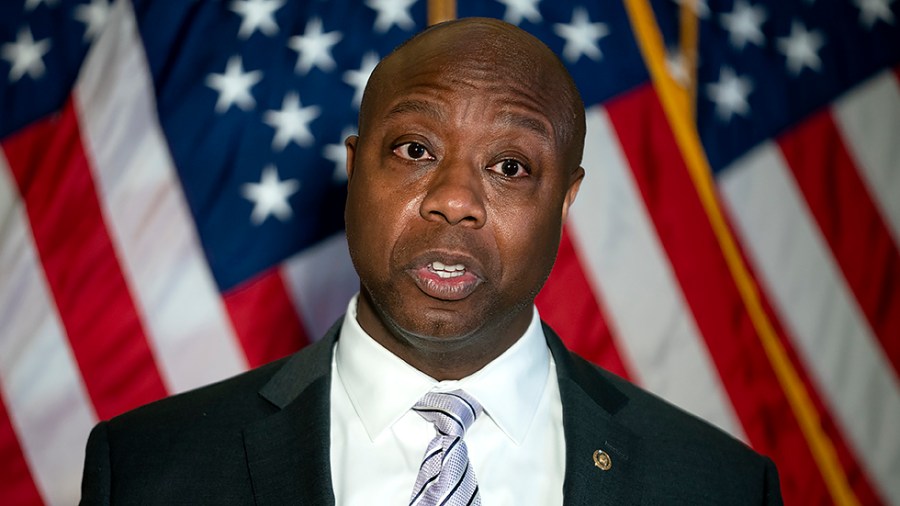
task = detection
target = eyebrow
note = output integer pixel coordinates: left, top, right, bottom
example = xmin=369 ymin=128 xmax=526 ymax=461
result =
xmin=495 ymin=110 xmax=552 ymax=143
xmin=385 ymin=99 xmax=446 ymax=122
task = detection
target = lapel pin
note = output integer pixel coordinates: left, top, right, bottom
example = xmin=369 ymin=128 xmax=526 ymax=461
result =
xmin=593 ymin=449 xmax=612 ymax=471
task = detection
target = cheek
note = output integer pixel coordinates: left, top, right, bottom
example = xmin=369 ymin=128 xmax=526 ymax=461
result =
xmin=491 ymin=194 xmax=565 ymax=286
xmin=346 ymin=175 xmax=420 ymax=275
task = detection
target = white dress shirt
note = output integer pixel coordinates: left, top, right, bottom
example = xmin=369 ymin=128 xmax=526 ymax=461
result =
xmin=329 ymin=295 xmax=565 ymax=505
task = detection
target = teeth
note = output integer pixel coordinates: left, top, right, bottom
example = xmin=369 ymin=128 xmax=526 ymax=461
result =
xmin=430 ymin=261 xmax=466 ymax=278
xmin=431 ymin=261 xmax=465 ymax=272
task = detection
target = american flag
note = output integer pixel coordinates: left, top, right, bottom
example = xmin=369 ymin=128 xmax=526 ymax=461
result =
xmin=0 ymin=0 xmax=897 ymax=504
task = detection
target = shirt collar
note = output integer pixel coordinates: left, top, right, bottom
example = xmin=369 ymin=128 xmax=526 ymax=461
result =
xmin=335 ymin=295 xmax=550 ymax=445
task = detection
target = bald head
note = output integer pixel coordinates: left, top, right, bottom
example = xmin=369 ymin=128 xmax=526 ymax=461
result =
xmin=358 ymin=18 xmax=586 ymax=169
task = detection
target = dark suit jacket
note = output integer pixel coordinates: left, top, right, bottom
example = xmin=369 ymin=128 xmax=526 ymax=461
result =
xmin=80 ymin=321 xmax=782 ymax=505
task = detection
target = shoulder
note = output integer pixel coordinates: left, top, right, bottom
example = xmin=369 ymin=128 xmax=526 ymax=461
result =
xmin=107 ymin=324 xmax=338 ymax=433
xmin=81 ymin=336 xmax=336 ymax=503
xmin=548 ymin=329 xmax=782 ymax=504
xmin=546 ymin=325 xmax=754 ymax=458
xmin=588 ymin=361 xmax=746 ymax=451
xmin=105 ymin=335 xmax=333 ymax=455
xmin=95 ymin=352 xmax=293 ymax=484
xmin=108 ymin=354 xmax=288 ymax=434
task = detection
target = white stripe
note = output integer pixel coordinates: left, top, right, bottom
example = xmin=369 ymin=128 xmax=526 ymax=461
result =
xmin=833 ymin=69 xmax=900 ymax=246
xmin=73 ymin=0 xmax=247 ymax=394
xmin=568 ymin=106 xmax=745 ymax=439
xmin=283 ymin=232 xmax=358 ymax=340
xmin=0 ymin=151 xmax=97 ymax=505
xmin=720 ymin=142 xmax=900 ymax=503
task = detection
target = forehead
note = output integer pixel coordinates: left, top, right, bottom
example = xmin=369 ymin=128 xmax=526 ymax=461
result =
xmin=363 ymin=21 xmax=574 ymax=143
xmin=381 ymin=75 xmax=555 ymax=141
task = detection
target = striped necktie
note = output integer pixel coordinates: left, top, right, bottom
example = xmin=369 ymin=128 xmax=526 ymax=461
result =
xmin=409 ymin=390 xmax=483 ymax=506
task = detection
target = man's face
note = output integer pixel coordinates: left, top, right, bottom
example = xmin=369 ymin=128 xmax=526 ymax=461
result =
xmin=344 ymin=32 xmax=582 ymax=362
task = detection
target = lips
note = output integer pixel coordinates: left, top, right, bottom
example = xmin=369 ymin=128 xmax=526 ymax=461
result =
xmin=406 ymin=255 xmax=485 ymax=301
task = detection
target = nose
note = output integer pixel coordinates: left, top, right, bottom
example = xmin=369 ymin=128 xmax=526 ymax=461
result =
xmin=419 ymin=157 xmax=486 ymax=228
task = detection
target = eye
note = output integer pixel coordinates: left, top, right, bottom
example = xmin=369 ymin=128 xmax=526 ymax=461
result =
xmin=393 ymin=142 xmax=434 ymax=161
xmin=487 ymin=159 xmax=529 ymax=178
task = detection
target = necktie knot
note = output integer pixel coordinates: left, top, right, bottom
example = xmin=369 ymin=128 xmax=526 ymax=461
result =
xmin=413 ymin=390 xmax=482 ymax=438
xmin=410 ymin=390 xmax=483 ymax=506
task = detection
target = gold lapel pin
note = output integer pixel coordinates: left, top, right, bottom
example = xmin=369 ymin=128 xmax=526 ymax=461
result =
xmin=593 ymin=449 xmax=612 ymax=471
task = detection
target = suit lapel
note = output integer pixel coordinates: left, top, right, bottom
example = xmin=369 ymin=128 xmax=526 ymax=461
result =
xmin=545 ymin=325 xmax=645 ymax=505
xmin=243 ymin=321 xmax=341 ymax=506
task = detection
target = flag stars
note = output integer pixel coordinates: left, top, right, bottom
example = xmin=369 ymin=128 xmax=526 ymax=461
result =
xmin=206 ymin=56 xmax=263 ymax=113
xmin=1 ymin=28 xmax=51 ymax=82
xmin=666 ymin=49 xmax=691 ymax=87
xmin=553 ymin=7 xmax=609 ymax=63
xmin=241 ymin=165 xmax=300 ymax=225
xmin=777 ymin=21 xmax=825 ymax=76
xmin=706 ymin=67 xmax=753 ymax=122
xmin=853 ymin=0 xmax=895 ymax=28
xmin=74 ymin=0 xmax=111 ymax=43
xmin=719 ymin=0 xmax=767 ymax=50
xmin=497 ymin=0 xmax=543 ymax=25
xmin=344 ymin=51 xmax=380 ymax=108
xmin=264 ymin=93 xmax=321 ymax=150
xmin=230 ymin=0 xmax=285 ymax=39
xmin=366 ymin=0 xmax=417 ymax=33
xmin=289 ymin=18 xmax=343 ymax=75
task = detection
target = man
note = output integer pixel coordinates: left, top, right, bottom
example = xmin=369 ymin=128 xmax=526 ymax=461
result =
xmin=80 ymin=18 xmax=782 ymax=505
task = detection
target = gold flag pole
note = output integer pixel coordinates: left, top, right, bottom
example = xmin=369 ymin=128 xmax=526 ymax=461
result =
xmin=427 ymin=0 xmax=456 ymax=25
xmin=678 ymin=0 xmax=698 ymax=121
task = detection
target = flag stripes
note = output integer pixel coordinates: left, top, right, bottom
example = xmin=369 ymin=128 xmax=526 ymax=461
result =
xmin=72 ymin=0 xmax=249 ymax=395
xmin=580 ymin=98 xmax=733 ymax=421
xmin=535 ymin=228 xmax=630 ymax=380
xmin=0 ymin=152 xmax=96 ymax=505
xmin=720 ymin=138 xmax=900 ymax=504
xmin=619 ymin=79 xmax=876 ymax=503
xmin=608 ymin=90 xmax=761 ymax=440
xmin=222 ymin=268 xmax=309 ymax=368
xmin=778 ymin=108 xmax=900 ymax=381
xmin=833 ymin=69 xmax=900 ymax=252
xmin=605 ymin=85 xmax=860 ymax=506
xmin=281 ymin=233 xmax=358 ymax=341
xmin=622 ymin=1 xmax=890 ymax=501
xmin=0 ymin=390 xmax=42 ymax=506
xmin=3 ymin=104 xmax=168 ymax=420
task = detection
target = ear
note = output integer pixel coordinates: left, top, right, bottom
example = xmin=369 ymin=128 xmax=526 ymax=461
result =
xmin=345 ymin=135 xmax=359 ymax=181
xmin=560 ymin=166 xmax=584 ymax=222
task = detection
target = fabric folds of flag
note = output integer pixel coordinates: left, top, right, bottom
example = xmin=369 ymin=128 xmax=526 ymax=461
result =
xmin=0 ymin=0 xmax=898 ymax=505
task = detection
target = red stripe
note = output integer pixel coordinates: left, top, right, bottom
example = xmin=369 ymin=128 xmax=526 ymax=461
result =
xmin=0 ymin=388 xmax=44 ymax=506
xmin=746 ymin=270 xmax=885 ymax=505
xmin=536 ymin=227 xmax=632 ymax=380
xmin=223 ymin=266 xmax=309 ymax=368
xmin=778 ymin=109 xmax=900 ymax=379
xmin=2 ymin=102 xmax=168 ymax=421
xmin=604 ymin=84 xmax=874 ymax=505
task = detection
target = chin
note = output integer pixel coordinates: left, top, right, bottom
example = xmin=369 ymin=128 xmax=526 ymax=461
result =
xmin=376 ymin=305 xmax=487 ymax=349
xmin=393 ymin=313 xmax=479 ymax=343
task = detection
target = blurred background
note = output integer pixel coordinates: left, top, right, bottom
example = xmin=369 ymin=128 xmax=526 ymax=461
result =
xmin=1 ymin=0 xmax=898 ymax=504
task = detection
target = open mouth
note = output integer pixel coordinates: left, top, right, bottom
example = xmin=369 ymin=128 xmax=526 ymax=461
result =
xmin=409 ymin=260 xmax=483 ymax=301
